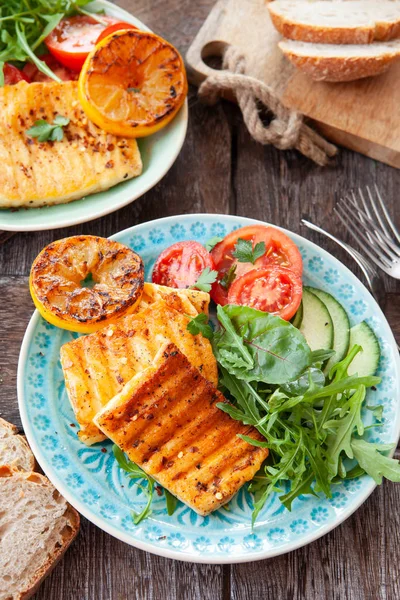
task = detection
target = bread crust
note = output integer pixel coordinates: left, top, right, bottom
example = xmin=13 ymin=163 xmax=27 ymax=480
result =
xmin=268 ymin=4 xmax=400 ymax=45
xmin=279 ymin=43 xmax=400 ymax=81
xmin=0 ymin=424 xmax=80 ymax=600
xmin=0 ymin=419 xmax=36 ymax=471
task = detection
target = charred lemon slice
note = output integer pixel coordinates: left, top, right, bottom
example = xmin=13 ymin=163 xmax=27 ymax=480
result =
xmin=30 ymin=235 xmax=144 ymax=333
xmin=78 ymin=29 xmax=188 ymax=138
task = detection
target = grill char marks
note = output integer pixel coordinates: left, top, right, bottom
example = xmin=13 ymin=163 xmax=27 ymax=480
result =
xmin=94 ymin=343 xmax=269 ymax=516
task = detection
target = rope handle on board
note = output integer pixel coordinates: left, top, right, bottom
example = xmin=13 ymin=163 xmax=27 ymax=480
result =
xmin=198 ymin=46 xmax=338 ymax=166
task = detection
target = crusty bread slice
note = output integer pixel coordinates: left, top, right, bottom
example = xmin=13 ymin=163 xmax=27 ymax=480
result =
xmin=279 ymin=38 xmax=400 ymax=81
xmin=0 ymin=466 xmax=80 ymax=600
xmin=0 ymin=418 xmax=35 ymax=472
xmin=269 ymin=1 xmax=400 ymax=45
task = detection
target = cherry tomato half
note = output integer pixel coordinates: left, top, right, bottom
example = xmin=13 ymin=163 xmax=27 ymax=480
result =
xmin=210 ymin=225 xmax=303 ymax=306
xmin=3 ymin=63 xmax=30 ymax=85
xmin=152 ymin=241 xmax=215 ymax=289
xmin=22 ymin=54 xmax=77 ymax=82
xmin=227 ymin=266 xmax=303 ymax=321
xmin=96 ymin=22 xmax=138 ymax=44
xmin=45 ymin=15 xmax=120 ymax=71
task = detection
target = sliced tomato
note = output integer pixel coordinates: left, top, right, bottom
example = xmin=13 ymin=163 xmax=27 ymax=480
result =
xmin=3 ymin=63 xmax=30 ymax=85
xmin=152 ymin=241 xmax=215 ymax=289
xmin=45 ymin=15 xmax=120 ymax=71
xmin=210 ymin=225 xmax=303 ymax=306
xmin=22 ymin=54 xmax=77 ymax=82
xmin=227 ymin=266 xmax=303 ymax=321
xmin=96 ymin=22 xmax=138 ymax=44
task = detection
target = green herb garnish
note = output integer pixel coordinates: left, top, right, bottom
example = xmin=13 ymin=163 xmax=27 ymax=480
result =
xmin=113 ymin=445 xmax=177 ymax=525
xmin=0 ymin=1 xmax=93 ymax=84
xmin=232 ymin=238 xmax=266 ymax=264
xmin=190 ymin=267 xmax=218 ymax=293
xmin=187 ymin=313 xmax=213 ymax=339
xmin=220 ymin=264 xmax=237 ymax=289
xmin=186 ymin=303 xmax=400 ymax=525
xmin=205 ymin=236 xmax=223 ymax=252
xmin=26 ymin=115 xmax=70 ymax=142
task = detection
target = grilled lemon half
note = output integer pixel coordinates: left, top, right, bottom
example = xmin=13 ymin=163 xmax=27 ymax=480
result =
xmin=30 ymin=235 xmax=144 ymax=333
xmin=78 ymin=29 xmax=188 ymax=138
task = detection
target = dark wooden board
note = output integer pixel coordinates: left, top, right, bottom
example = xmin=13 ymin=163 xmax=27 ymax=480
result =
xmin=0 ymin=1 xmax=399 ymax=599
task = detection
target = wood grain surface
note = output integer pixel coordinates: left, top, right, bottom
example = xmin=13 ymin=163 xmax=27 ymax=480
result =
xmin=0 ymin=1 xmax=399 ymax=599
xmin=186 ymin=0 xmax=400 ymax=168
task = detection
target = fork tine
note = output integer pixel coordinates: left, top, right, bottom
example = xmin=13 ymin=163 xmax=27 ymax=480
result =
xmin=370 ymin=184 xmax=400 ymax=244
xmin=344 ymin=194 xmax=400 ymax=258
xmin=334 ymin=205 xmax=392 ymax=271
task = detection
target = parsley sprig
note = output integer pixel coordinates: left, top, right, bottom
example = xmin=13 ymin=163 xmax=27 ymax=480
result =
xmin=190 ymin=267 xmax=218 ymax=293
xmin=26 ymin=115 xmax=70 ymax=142
xmin=233 ymin=238 xmax=266 ymax=264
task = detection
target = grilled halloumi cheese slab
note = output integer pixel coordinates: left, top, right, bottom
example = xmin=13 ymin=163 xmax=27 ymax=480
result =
xmin=139 ymin=283 xmax=210 ymax=316
xmin=61 ymin=299 xmax=217 ymax=445
xmin=0 ymin=81 xmax=142 ymax=208
xmin=95 ymin=343 xmax=269 ymax=516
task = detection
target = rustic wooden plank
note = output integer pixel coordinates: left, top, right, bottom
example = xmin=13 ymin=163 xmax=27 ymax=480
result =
xmin=35 ymin=518 xmax=223 ymax=600
xmin=231 ymin=480 xmax=400 ymax=600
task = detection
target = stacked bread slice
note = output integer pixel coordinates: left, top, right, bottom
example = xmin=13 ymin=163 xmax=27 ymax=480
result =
xmin=267 ymin=0 xmax=400 ymax=81
xmin=0 ymin=418 xmax=80 ymax=600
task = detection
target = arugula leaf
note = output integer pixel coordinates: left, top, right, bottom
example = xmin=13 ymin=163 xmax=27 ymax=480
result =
xmin=220 ymin=264 xmax=237 ymax=289
xmin=26 ymin=115 xmax=70 ymax=142
xmin=205 ymin=236 xmax=223 ymax=251
xmin=214 ymin=305 xmax=311 ymax=384
xmin=351 ymin=439 xmax=400 ymax=484
xmin=0 ymin=62 xmax=4 ymax=87
xmin=187 ymin=313 xmax=213 ymax=340
xmin=233 ymin=238 xmax=266 ymax=264
xmin=112 ymin=445 xmax=176 ymax=523
xmin=280 ymin=367 xmax=325 ymax=397
xmin=324 ymin=385 xmax=366 ymax=476
xmin=0 ymin=1 xmax=93 ymax=85
xmin=164 ymin=489 xmax=178 ymax=516
xmin=190 ymin=267 xmax=218 ymax=292
xmin=366 ymin=404 xmax=384 ymax=421
xmin=132 ymin=479 xmax=154 ymax=524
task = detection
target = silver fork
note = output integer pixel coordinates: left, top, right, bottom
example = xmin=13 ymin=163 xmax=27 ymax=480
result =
xmin=334 ymin=185 xmax=400 ymax=279
xmin=301 ymin=219 xmax=386 ymax=308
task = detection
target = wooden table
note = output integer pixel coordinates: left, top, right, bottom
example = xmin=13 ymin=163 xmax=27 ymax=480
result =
xmin=1 ymin=1 xmax=399 ymax=598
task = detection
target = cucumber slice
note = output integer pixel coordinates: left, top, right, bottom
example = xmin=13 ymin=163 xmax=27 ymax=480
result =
xmin=306 ymin=287 xmax=350 ymax=374
xmin=291 ymin=301 xmax=303 ymax=329
xmin=347 ymin=321 xmax=380 ymax=377
xmin=299 ymin=289 xmax=334 ymax=351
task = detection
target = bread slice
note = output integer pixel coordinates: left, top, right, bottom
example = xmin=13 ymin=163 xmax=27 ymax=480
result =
xmin=279 ymin=38 xmax=400 ymax=81
xmin=269 ymin=1 xmax=400 ymax=45
xmin=0 ymin=466 xmax=80 ymax=600
xmin=0 ymin=418 xmax=35 ymax=472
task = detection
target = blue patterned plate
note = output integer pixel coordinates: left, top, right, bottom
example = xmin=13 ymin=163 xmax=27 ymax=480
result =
xmin=0 ymin=1 xmax=188 ymax=232
xmin=18 ymin=215 xmax=400 ymax=563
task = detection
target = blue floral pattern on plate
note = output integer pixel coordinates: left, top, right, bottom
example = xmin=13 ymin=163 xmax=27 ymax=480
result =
xmin=18 ymin=215 xmax=400 ymax=564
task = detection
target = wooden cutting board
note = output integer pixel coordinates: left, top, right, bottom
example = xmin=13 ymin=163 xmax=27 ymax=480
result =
xmin=186 ymin=0 xmax=400 ymax=168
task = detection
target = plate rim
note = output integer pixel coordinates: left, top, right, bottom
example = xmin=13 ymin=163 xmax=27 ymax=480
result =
xmin=18 ymin=213 xmax=400 ymax=564
xmin=0 ymin=0 xmax=188 ymax=232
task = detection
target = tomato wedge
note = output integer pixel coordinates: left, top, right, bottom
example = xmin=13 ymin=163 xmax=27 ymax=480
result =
xmin=22 ymin=54 xmax=77 ymax=82
xmin=3 ymin=63 xmax=30 ymax=85
xmin=210 ymin=225 xmax=303 ymax=306
xmin=96 ymin=22 xmax=138 ymax=44
xmin=227 ymin=267 xmax=303 ymax=321
xmin=152 ymin=241 xmax=215 ymax=289
xmin=45 ymin=15 xmax=120 ymax=71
